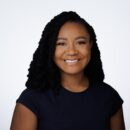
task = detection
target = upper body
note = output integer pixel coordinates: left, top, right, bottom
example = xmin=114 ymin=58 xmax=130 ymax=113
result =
xmin=11 ymin=82 xmax=125 ymax=130
xmin=10 ymin=11 xmax=125 ymax=130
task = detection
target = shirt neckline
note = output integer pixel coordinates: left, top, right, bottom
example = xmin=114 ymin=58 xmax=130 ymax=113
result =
xmin=60 ymin=82 xmax=93 ymax=95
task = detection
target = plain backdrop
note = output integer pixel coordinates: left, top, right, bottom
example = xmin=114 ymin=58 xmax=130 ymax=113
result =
xmin=0 ymin=0 xmax=130 ymax=129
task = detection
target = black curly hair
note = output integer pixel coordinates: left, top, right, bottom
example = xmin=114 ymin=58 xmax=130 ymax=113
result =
xmin=25 ymin=11 xmax=105 ymax=93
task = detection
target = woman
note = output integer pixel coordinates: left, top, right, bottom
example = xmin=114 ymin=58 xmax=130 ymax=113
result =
xmin=10 ymin=11 xmax=125 ymax=130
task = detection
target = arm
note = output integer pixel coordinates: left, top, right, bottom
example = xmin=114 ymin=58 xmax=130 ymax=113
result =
xmin=110 ymin=106 xmax=125 ymax=130
xmin=10 ymin=103 xmax=37 ymax=130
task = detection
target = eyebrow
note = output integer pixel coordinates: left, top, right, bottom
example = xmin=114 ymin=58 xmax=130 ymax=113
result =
xmin=57 ymin=36 xmax=88 ymax=41
xmin=75 ymin=36 xmax=89 ymax=40
xmin=57 ymin=38 xmax=67 ymax=41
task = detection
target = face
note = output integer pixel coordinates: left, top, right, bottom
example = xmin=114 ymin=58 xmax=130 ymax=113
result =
xmin=54 ymin=22 xmax=92 ymax=77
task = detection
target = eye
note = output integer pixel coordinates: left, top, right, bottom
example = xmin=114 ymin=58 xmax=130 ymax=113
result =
xmin=56 ymin=42 xmax=66 ymax=46
xmin=77 ymin=40 xmax=87 ymax=44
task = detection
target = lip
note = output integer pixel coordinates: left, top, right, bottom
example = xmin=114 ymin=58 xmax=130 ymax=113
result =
xmin=64 ymin=59 xmax=80 ymax=64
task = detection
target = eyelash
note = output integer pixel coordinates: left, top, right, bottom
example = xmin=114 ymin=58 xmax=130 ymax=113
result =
xmin=77 ymin=41 xmax=86 ymax=44
xmin=56 ymin=41 xmax=87 ymax=46
xmin=56 ymin=42 xmax=66 ymax=46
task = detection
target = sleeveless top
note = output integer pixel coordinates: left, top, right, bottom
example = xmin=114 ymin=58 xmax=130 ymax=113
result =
xmin=16 ymin=82 xmax=123 ymax=130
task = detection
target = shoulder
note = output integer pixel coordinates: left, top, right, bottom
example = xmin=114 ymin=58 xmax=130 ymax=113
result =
xmin=94 ymin=81 xmax=124 ymax=116
xmin=17 ymin=88 xmax=43 ymax=102
xmin=93 ymin=81 xmax=121 ymax=96
xmin=16 ymin=88 xmax=53 ymax=116
xmin=17 ymin=88 xmax=53 ymax=100
xmin=91 ymin=81 xmax=124 ymax=106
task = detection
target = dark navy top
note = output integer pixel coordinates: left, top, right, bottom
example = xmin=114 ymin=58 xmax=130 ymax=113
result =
xmin=16 ymin=82 xmax=123 ymax=130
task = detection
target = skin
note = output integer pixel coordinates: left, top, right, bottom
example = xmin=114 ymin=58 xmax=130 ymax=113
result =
xmin=10 ymin=103 xmax=37 ymax=130
xmin=10 ymin=22 xmax=125 ymax=130
xmin=54 ymin=22 xmax=92 ymax=92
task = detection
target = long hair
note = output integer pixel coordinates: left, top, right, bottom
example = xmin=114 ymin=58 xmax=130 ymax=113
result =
xmin=25 ymin=11 xmax=105 ymax=92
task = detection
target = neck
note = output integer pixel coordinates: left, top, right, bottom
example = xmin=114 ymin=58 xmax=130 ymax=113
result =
xmin=61 ymin=73 xmax=89 ymax=92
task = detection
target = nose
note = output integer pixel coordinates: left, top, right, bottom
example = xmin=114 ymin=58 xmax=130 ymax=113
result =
xmin=66 ymin=43 xmax=78 ymax=56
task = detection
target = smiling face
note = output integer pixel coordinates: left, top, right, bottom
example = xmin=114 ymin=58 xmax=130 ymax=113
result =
xmin=54 ymin=22 xmax=92 ymax=77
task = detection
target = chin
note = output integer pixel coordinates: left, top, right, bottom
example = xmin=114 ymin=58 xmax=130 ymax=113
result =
xmin=61 ymin=69 xmax=84 ymax=76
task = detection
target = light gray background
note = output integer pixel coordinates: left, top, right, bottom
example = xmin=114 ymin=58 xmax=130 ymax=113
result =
xmin=0 ymin=0 xmax=130 ymax=129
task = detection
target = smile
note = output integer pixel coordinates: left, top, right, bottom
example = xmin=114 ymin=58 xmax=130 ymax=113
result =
xmin=64 ymin=59 xmax=79 ymax=64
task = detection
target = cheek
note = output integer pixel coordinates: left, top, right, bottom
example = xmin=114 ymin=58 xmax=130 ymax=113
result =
xmin=82 ymin=49 xmax=92 ymax=64
xmin=54 ymin=49 xmax=63 ymax=60
xmin=54 ymin=49 xmax=64 ymax=65
xmin=82 ymin=47 xmax=91 ymax=57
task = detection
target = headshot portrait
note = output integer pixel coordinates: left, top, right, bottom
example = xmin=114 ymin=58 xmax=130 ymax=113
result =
xmin=10 ymin=11 xmax=125 ymax=130
xmin=0 ymin=0 xmax=129 ymax=130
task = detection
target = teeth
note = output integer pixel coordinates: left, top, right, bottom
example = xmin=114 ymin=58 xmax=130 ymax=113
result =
xmin=65 ymin=59 xmax=78 ymax=63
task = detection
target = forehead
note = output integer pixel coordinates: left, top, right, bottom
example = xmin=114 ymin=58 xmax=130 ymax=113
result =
xmin=58 ymin=22 xmax=90 ymax=37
